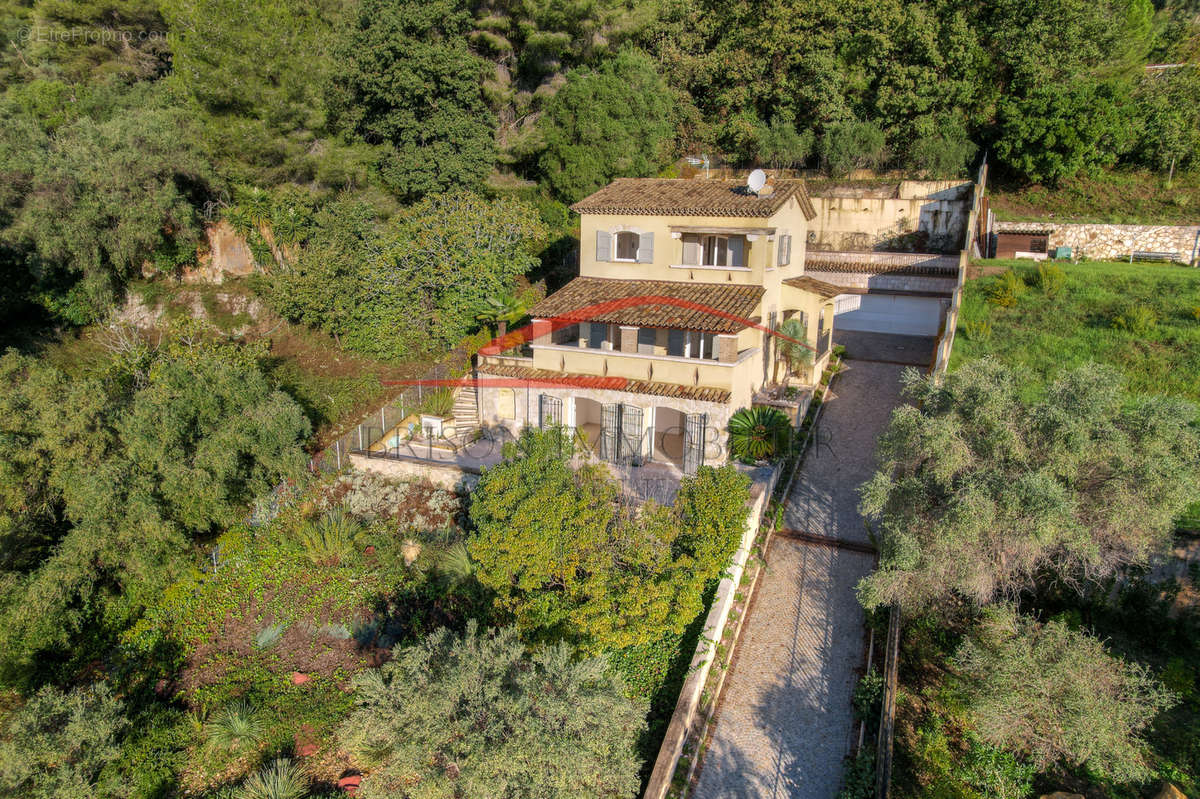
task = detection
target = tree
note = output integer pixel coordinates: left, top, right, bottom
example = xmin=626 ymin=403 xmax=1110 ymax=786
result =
xmin=468 ymin=429 xmax=750 ymax=650
xmin=328 ymin=0 xmax=496 ymax=200
xmin=118 ymin=342 xmax=312 ymax=533
xmin=350 ymin=192 xmax=547 ymax=358
xmin=0 ymin=683 xmax=128 ymax=798
xmin=954 ymin=606 xmax=1173 ymax=782
xmin=0 ymin=334 xmax=311 ymax=683
xmin=820 ymin=120 xmax=888 ymax=176
xmin=994 ymin=80 xmax=1135 ymax=184
xmin=858 ymin=360 xmax=1200 ymax=612
xmin=164 ymin=0 xmax=346 ymax=184
xmin=754 ymin=118 xmax=814 ymax=170
xmin=907 ymin=124 xmax=977 ymax=178
xmin=339 ymin=622 xmax=645 ymax=799
xmin=774 ymin=316 xmax=813 ymax=382
xmin=537 ymin=47 xmax=676 ymax=202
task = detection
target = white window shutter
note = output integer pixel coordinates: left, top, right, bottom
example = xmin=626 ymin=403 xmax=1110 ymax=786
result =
xmin=682 ymin=234 xmax=700 ymax=265
xmin=596 ymin=230 xmax=612 ymax=261
xmin=786 ymin=234 xmax=793 ymax=264
xmin=729 ymin=236 xmax=745 ymax=267
xmin=777 ymin=236 xmax=786 ymax=266
xmin=637 ymin=232 xmax=654 ymax=263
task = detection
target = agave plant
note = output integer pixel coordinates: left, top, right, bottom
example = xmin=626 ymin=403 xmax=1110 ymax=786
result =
xmin=239 ymin=758 xmax=309 ymax=799
xmin=419 ymin=387 xmax=456 ymax=418
xmin=254 ymin=623 xmax=285 ymax=650
xmin=206 ymin=700 xmax=264 ymax=752
xmin=297 ymin=508 xmax=364 ymax=565
xmin=728 ymin=406 xmax=792 ymax=461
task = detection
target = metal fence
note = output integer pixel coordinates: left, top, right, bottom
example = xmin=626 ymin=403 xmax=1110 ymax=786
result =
xmin=310 ymin=334 xmax=485 ymax=473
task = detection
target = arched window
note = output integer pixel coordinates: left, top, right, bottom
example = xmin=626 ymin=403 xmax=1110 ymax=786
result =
xmin=615 ymin=231 xmax=640 ymax=261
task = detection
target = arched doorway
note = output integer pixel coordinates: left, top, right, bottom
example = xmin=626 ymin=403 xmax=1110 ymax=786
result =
xmin=653 ymin=406 xmax=686 ymax=468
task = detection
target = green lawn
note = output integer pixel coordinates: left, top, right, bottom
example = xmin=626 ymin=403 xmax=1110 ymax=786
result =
xmin=951 ymin=260 xmax=1200 ymax=402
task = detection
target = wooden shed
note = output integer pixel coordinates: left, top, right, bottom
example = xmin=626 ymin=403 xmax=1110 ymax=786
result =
xmin=991 ymin=225 xmax=1054 ymax=259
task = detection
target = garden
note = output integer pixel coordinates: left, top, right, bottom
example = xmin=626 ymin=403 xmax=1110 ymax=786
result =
xmin=0 ymin=420 xmax=752 ymax=798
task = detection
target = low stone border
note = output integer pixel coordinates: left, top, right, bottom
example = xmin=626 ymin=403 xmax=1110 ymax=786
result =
xmin=643 ymin=357 xmax=843 ymax=799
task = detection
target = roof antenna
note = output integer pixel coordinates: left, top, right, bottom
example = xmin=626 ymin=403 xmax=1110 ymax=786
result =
xmin=686 ymin=154 xmax=711 ymax=179
xmin=747 ymin=169 xmax=767 ymax=196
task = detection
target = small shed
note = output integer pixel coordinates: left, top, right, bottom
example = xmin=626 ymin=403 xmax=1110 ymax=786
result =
xmin=992 ymin=225 xmax=1054 ymax=260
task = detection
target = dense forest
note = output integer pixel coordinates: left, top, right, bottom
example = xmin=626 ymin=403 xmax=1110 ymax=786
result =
xmin=0 ymin=0 xmax=1196 ymax=334
xmin=0 ymin=0 xmax=1198 ymax=796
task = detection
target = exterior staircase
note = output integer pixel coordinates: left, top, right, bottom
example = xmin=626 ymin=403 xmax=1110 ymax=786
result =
xmin=451 ymin=384 xmax=479 ymax=433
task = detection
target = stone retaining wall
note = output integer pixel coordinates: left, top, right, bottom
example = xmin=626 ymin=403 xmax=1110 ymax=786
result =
xmin=994 ymin=221 xmax=1200 ymax=263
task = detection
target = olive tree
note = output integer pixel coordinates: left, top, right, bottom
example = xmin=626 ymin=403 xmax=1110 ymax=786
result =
xmin=859 ymin=359 xmax=1200 ymax=612
xmin=954 ymin=605 xmax=1173 ymax=782
xmin=339 ymin=622 xmax=645 ymax=799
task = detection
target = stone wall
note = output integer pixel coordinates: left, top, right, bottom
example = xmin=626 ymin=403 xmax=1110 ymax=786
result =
xmin=993 ymin=221 xmax=1200 ymax=263
xmin=808 ymin=181 xmax=973 ymax=254
xmin=348 ymin=453 xmax=480 ymax=492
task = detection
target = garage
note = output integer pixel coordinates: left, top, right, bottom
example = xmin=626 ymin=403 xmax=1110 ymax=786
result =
xmin=833 ymin=294 xmax=944 ymax=336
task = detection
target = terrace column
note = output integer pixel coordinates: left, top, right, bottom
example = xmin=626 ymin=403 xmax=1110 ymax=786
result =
xmin=619 ymin=325 xmax=638 ymax=354
xmin=530 ymin=318 xmax=553 ymax=346
xmin=717 ymin=334 xmax=738 ymax=363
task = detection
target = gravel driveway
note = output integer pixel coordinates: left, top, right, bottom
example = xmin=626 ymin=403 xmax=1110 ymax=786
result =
xmin=691 ymin=359 xmax=908 ymax=799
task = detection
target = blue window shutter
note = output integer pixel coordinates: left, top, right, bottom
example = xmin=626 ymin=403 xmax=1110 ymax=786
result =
xmin=637 ymin=232 xmax=654 ymax=263
xmin=596 ymin=230 xmax=612 ymax=261
xmin=729 ymin=236 xmax=744 ymax=267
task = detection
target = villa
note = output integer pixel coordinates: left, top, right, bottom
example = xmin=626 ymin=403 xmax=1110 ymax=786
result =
xmin=471 ymin=176 xmax=845 ymax=472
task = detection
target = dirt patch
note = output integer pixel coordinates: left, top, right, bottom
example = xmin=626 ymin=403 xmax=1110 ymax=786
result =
xmin=180 ymin=592 xmax=382 ymax=699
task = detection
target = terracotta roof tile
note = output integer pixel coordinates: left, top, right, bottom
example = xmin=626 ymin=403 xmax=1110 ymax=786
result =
xmin=571 ymin=178 xmax=817 ymax=220
xmin=477 ymin=363 xmax=732 ymax=403
xmin=782 ymin=276 xmax=845 ymax=299
xmin=527 ymin=277 xmax=763 ymax=334
xmin=804 ymin=258 xmax=959 ymax=276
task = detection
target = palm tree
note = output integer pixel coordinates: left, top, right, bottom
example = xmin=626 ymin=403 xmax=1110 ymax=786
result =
xmin=476 ymin=291 xmax=530 ymax=339
xmin=774 ymin=317 xmax=814 ymax=384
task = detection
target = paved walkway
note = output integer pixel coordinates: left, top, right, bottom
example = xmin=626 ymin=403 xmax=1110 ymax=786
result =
xmin=691 ymin=359 xmax=908 ymax=799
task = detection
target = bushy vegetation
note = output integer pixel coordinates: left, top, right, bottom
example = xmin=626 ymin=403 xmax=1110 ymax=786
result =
xmin=880 ymin=261 xmax=1200 ymax=796
xmin=861 ymin=359 xmax=1200 ymax=612
xmin=469 ymin=428 xmax=750 ymax=651
xmin=339 ymin=622 xmax=645 ymax=798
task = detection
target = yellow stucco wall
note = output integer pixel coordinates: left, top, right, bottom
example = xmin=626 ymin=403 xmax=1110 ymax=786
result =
xmin=518 ymin=185 xmax=836 ymax=406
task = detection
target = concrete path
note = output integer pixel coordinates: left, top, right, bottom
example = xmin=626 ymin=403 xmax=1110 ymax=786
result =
xmin=691 ymin=358 xmax=908 ymax=799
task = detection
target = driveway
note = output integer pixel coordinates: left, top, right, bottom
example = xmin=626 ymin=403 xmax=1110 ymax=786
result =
xmin=690 ymin=358 xmax=908 ymax=799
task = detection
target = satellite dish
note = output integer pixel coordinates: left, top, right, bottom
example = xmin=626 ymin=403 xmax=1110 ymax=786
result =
xmin=747 ymin=169 xmax=767 ymax=194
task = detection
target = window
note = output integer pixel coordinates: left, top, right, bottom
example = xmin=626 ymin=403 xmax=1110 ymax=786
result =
xmin=664 ymin=329 xmax=717 ymax=359
xmin=637 ymin=328 xmax=656 ymax=354
xmin=702 ymin=235 xmax=728 ymax=266
xmin=682 ymin=234 xmax=743 ymax=267
xmin=1030 ymin=236 xmax=1048 ymax=253
xmin=615 ymin=231 xmax=639 ymax=261
xmin=587 ymin=322 xmax=611 ymax=349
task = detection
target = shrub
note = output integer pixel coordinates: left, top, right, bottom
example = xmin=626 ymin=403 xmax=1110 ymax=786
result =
xmin=1112 ymin=303 xmax=1158 ymax=335
xmin=254 ymin=624 xmax=285 ymax=650
xmin=963 ymin=318 xmax=992 ymax=342
xmin=851 ymin=669 xmax=883 ymax=722
xmin=239 ymin=758 xmax=309 ymax=799
xmin=728 ymin=406 xmax=792 ymax=461
xmin=986 ymin=270 xmax=1026 ymax=307
xmin=418 ymin=387 xmax=455 ymax=417
xmin=954 ymin=606 xmax=1174 ymax=782
xmin=296 ymin=508 xmax=364 ymax=565
xmin=205 ymin=700 xmax=264 ymax=752
xmin=338 ymin=623 xmax=645 ymax=799
xmin=0 ymin=684 xmax=128 ymax=799
xmin=1036 ymin=262 xmax=1066 ymax=297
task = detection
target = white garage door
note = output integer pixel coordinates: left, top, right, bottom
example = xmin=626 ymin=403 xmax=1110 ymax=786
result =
xmin=833 ymin=294 xmax=944 ymax=336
